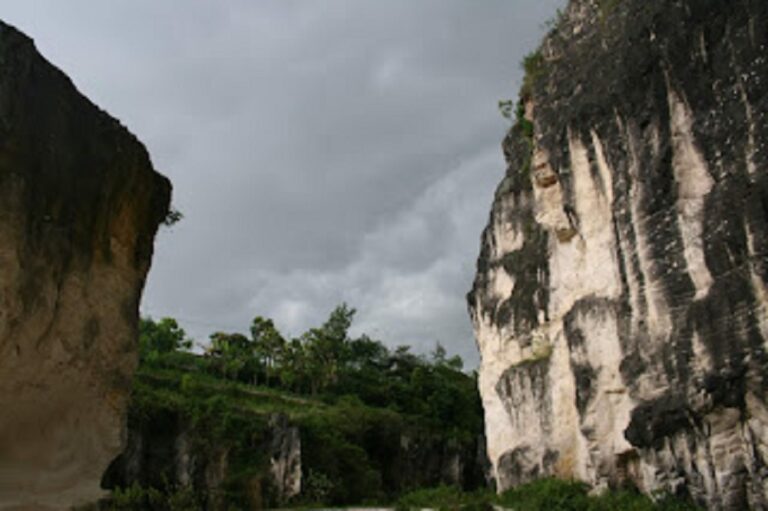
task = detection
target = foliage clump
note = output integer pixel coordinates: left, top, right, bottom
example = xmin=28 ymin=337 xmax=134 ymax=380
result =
xmin=139 ymin=317 xmax=191 ymax=361
xmin=161 ymin=206 xmax=183 ymax=227
xmin=520 ymin=51 xmax=545 ymax=103
xmin=108 ymin=483 xmax=202 ymax=511
xmin=111 ymin=314 xmax=701 ymax=511
xmin=496 ymin=478 xmax=700 ymax=511
xmin=498 ymin=48 xmax=544 ymax=185
xmin=396 ymin=485 xmax=493 ymax=511
xmin=107 ymin=305 xmax=483 ymax=509
xmin=395 ymin=478 xmax=701 ymax=511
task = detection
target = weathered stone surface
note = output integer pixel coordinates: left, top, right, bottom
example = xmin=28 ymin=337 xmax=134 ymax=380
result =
xmin=103 ymin=411 xmax=302 ymax=510
xmin=267 ymin=414 xmax=302 ymax=505
xmin=469 ymin=1 xmax=768 ymax=509
xmin=0 ymin=21 xmax=170 ymax=510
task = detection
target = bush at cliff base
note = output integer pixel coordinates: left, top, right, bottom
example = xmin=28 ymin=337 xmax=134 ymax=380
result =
xmin=395 ymin=478 xmax=701 ymax=511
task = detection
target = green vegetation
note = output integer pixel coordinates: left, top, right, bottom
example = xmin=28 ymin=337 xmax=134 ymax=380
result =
xmin=542 ymin=7 xmax=567 ymax=34
xmin=108 ymin=309 xmax=700 ymax=510
xmin=396 ymin=485 xmax=493 ymax=511
xmin=498 ymin=478 xmax=700 ymax=511
xmin=516 ymin=101 xmax=534 ymax=140
xmin=107 ymin=484 xmax=200 ymax=511
xmin=520 ymin=51 xmax=545 ymax=101
xmin=105 ymin=305 xmax=484 ymax=509
xmin=498 ymin=99 xmax=515 ymax=120
xmin=161 ymin=206 xmax=183 ymax=227
xmin=396 ymin=479 xmax=700 ymax=511
xmin=513 ymin=49 xmax=545 ymax=144
xmin=498 ymin=50 xmax=542 ymax=138
xmin=139 ymin=317 xmax=192 ymax=360
xmin=496 ymin=49 xmax=542 ymax=184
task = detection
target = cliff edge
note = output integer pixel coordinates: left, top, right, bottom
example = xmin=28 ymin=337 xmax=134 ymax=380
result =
xmin=0 ymin=21 xmax=171 ymax=509
xmin=469 ymin=0 xmax=768 ymax=509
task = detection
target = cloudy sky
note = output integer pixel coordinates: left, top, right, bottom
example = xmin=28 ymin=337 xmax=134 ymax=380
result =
xmin=4 ymin=1 xmax=562 ymax=366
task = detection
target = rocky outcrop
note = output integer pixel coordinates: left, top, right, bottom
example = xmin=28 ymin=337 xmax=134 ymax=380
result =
xmin=267 ymin=414 xmax=302 ymax=505
xmin=394 ymin=432 xmax=489 ymax=493
xmin=469 ymin=0 xmax=768 ymax=509
xmin=103 ymin=411 xmax=302 ymax=510
xmin=0 ymin=21 xmax=170 ymax=510
xmin=103 ymin=398 xmax=486 ymax=508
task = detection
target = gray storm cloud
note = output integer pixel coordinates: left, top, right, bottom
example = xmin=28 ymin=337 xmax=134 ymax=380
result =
xmin=4 ymin=0 xmax=564 ymax=366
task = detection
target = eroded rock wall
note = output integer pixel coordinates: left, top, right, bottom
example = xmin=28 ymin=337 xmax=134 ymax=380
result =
xmin=103 ymin=411 xmax=302 ymax=510
xmin=103 ymin=396 xmax=486 ymax=508
xmin=0 ymin=22 xmax=170 ymax=510
xmin=469 ymin=1 xmax=768 ymax=509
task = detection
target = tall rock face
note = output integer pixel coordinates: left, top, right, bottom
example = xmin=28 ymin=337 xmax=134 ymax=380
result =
xmin=469 ymin=0 xmax=768 ymax=509
xmin=0 ymin=22 xmax=170 ymax=510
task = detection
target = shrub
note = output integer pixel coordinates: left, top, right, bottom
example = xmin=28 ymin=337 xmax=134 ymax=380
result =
xmin=520 ymin=51 xmax=545 ymax=101
xmin=496 ymin=479 xmax=701 ymax=511
xmin=497 ymin=478 xmax=590 ymax=510
xmin=396 ymin=485 xmax=494 ymax=511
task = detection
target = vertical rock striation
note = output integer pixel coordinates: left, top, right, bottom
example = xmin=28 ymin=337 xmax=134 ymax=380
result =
xmin=469 ymin=1 xmax=768 ymax=509
xmin=103 ymin=412 xmax=302 ymax=510
xmin=0 ymin=21 xmax=170 ymax=510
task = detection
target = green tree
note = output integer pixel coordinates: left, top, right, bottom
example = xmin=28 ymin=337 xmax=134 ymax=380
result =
xmin=347 ymin=334 xmax=389 ymax=369
xmin=431 ymin=341 xmax=463 ymax=370
xmin=250 ymin=316 xmax=286 ymax=386
xmin=303 ymin=304 xmax=356 ymax=393
xmin=139 ymin=317 xmax=191 ymax=360
xmin=207 ymin=331 xmax=256 ymax=382
xmin=278 ymin=338 xmax=309 ymax=392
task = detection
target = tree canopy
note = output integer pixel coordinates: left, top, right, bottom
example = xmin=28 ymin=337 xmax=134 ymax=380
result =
xmin=139 ymin=317 xmax=191 ymax=360
xmin=139 ymin=304 xmax=481 ymax=436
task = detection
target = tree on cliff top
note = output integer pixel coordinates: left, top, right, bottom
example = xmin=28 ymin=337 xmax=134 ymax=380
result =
xmin=139 ymin=317 xmax=191 ymax=360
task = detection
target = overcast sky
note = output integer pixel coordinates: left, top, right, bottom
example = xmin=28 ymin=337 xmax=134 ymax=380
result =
xmin=4 ymin=1 xmax=563 ymax=366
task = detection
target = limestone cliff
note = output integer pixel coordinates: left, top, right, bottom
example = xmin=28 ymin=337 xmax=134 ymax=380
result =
xmin=0 ymin=21 xmax=171 ymax=509
xmin=103 ymin=411 xmax=302 ymax=510
xmin=469 ymin=0 xmax=768 ymax=509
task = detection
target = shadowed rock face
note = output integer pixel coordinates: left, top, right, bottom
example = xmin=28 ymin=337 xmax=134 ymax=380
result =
xmin=102 ymin=412 xmax=303 ymax=510
xmin=0 ymin=21 xmax=170 ymax=510
xmin=469 ymin=0 xmax=768 ymax=509
xmin=102 ymin=398 xmax=487 ymax=508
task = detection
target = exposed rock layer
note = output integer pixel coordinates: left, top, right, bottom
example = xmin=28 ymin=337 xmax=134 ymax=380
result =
xmin=0 ymin=21 xmax=170 ymax=510
xmin=469 ymin=1 xmax=768 ymax=509
xmin=103 ymin=402 xmax=487 ymax=508
xmin=103 ymin=411 xmax=302 ymax=510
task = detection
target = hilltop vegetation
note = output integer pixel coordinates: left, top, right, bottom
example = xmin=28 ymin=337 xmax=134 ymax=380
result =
xmin=99 ymin=306 xmax=700 ymax=510
xmin=101 ymin=305 xmax=485 ymax=509
xmin=137 ymin=304 xmax=481 ymax=438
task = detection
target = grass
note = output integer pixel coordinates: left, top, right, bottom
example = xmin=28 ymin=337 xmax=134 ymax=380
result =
xmin=396 ymin=485 xmax=493 ymax=511
xmin=134 ymin=355 xmax=327 ymax=421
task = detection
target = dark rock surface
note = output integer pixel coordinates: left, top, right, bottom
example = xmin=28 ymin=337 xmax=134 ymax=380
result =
xmin=103 ymin=403 xmax=487 ymax=509
xmin=469 ymin=1 xmax=768 ymax=509
xmin=102 ymin=411 xmax=301 ymax=510
xmin=0 ymin=20 xmax=170 ymax=510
